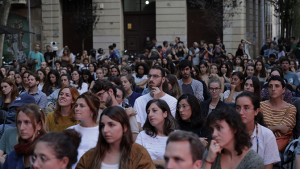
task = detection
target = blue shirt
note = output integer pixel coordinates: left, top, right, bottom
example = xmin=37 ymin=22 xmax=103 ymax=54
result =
xmin=21 ymin=89 xmax=47 ymax=110
xmin=110 ymin=51 xmax=118 ymax=59
xmin=284 ymin=71 xmax=299 ymax=86
xmin=28 ymin=51 xmax=45 ymax=70
xmin=2 ymin=149 xmax=26 ymax=169
xmin=129 ymin=91 xmax=141 ymax=107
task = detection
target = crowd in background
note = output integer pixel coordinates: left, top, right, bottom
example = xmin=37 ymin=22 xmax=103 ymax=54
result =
xmin=0 ymin=36 xmax=299 ymax=169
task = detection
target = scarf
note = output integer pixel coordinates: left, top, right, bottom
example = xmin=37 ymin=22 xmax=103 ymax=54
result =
xmin=14 ymin=134 xmax=42 ymax=155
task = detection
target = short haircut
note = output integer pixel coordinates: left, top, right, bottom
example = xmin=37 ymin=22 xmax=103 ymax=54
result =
xmin=55 ymin=60 xmax=61 ymax=65
xmin=269 ymin=53 xmax=276 ymax=59
xmin=291 ymin=37 xmax=295 ymax=40
xmin=163 ymin=41 xmax=168 ymax=46
xmin=115 ymin=86 xmax=125 ymax=99
xmin=91 ymin=79 xmax=117 ymax=97
xmin=279 ymin=57 xmax=290 ymax=65
xmin=112 ymin=43 xmax=116 ymax=47
xmin=178 ymin=59 xmax=192 ymax=70
xmin=157 ymin=45 xmax=162 ymax=49
xmin=267 ymin=75 xmax=285 ymax=88
xmin=109 ymin=45 xmax=114 ymax=50
xmin=166 ymin=130 xmax=205 ymax=163
xmin=150 ymin=65 xmax=165 ymax=77
xmin=83 ymin=58 xmax=89 ymax=62
xmin=29 ymin=72 xmax=40 ymax=82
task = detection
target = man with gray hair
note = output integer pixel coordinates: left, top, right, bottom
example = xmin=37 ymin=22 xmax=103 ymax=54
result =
xmin=164 ymin=130 xmax=204 ymax=169
xmin=189 ymin=42 xmax=200 ymax=66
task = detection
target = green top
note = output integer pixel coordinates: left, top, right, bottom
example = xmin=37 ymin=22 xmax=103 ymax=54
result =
xmin=0 ymin=127 xmax=17 ymax=154
xmin=46 ymin=112 xmax=80 ymax=132
xmin=291 ymin=43 xmax=297 ymax=54
xmin=203 ymin=150 xmax=264 ymax=169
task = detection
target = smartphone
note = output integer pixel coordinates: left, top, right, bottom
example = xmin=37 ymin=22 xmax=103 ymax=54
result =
xmin=153 ymin=49 xmax=156 ymax=52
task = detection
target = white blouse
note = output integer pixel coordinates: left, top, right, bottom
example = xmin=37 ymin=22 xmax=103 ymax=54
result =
xmin=135 ymin=130 xmax=168 ymax=160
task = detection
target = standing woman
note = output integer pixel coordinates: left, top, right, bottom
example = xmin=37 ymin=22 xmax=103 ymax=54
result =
xmin=70 ymin=70 xmax=88 ymax=95
xmin=254 ymin=59 xmax=267 ymax=82
xmin=120 ymin=74 xmax=141 ymax=107
xmin=244 ymin=76 xmax=261 ymax=101
xmin=200 ymin=77 xmax=228 ymax=117
xmin=90 ymin=68 xmax=104 ymax=90
xmin=68 ymin=92 xmax=100 ymax=169
xmin=224 ymin=71 xmax=245 ymax=103
xmin=14 ymin=72 xmax=23 ymax=88
xmin=236 ymin=91 xmax=281 ymax=168
xmin=199 ymin=61 xmax=210 ymax=81
xmin=133 ymin=62 xmax=149 ymax=89
xmin=136 ymin=99 xmax=177 ymax=166
xmin=61 ymin=47 xmax=72 ymax=65
xmin=244 ymin=64 xmax=255 ymax=78
xmin=88 ymin=63 xmax=97 ymax=80
xmin=0 ymin=78 xmax=19 ymax=111
xmin=76 ymin=106 xmax=155 ymax=169
xmin=37 ymin=69 xmax=46 ymax=91
xmin=46 ymin=86 xmax=80 ymax=132
xmin=3 ymin=103 xmax=47 ymax=169
xmin=166 ymin=74 xmax=182 ymax=99
xmin=81 ymin=50 xmax=91 ymax=63
xmin=203 ymin=107 xmax=264 ymax=169
xmin=42 ymin=70 xmax=62 ymax=96
xmin=176 ymin=94 xmax=209 ymax=141
xmin=235 ymin=43 xmax=245 ymax=57
xmin=32 ymin=129 xmax=81 ymax=169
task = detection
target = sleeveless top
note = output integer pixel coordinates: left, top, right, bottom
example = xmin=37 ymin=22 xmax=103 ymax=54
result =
xmin=177 ymin=49 xmax=184 ymax=58
xmin=61 ymin=56 xmax=71 ymax=65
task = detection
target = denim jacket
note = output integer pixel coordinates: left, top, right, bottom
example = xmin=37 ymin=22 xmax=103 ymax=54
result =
xmin=2 ymin=149 xmax=32 ymax=169
xmin=0 ymin=97 xmax=17 ymax=126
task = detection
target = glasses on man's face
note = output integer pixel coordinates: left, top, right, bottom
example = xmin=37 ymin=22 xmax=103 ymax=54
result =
xmin=147 ymin=74 xmax=162 ymax=79
xmin=235 ymin=106 xmax=255 ymax=114
xmin=97 ymin=91 xmax=107 ymax=98
xmin=209 ymin=88 xmax=221 ymax=92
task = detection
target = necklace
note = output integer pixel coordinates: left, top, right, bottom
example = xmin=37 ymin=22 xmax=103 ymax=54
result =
xmin=209 ymin=103 xmax=217 ymax=108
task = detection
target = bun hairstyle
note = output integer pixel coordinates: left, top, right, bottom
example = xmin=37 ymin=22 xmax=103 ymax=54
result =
xmin=37 ymin=129 xmax=82 ymax=169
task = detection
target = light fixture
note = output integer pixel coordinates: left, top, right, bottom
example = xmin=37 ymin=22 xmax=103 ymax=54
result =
xmin=145 ymin=1 xmax=149 ymax=5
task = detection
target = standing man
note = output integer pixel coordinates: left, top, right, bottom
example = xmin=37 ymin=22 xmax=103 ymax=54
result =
xmin=134 ymin=65 xmax=177 ymax=129
xmin=20 ymin=73 xmax=47 ymax=110
xmin=260 ymin=38 xmax=271 ymax=55
xmin=213 ymin=37 xmax=226 ymax=58
xmin=287 ymin=37 xmax=297 ymax=56
xmin=44 ymin=45 xmax=54 ymax=67
xmin=174 ymin=37 xmax=186 ymax=49
xmin=109 ymin=45 xmax=118 ymax=60
xmin=178 ymin=60 xmax=204 ymax=101
xmin=152 ymin=38 xmax=159 ymax=48
xmin=28 ymin=43 xmax=45 ymax=70
xmin=113 ymin=43 xmax=121 ymax=63
xmin=40 ymin=62 xmax=47 ymax=69
xmin=281 ymin=57 xmax=299 ymax=91
xmin=189 ymin=42 xmax=200 ymax=66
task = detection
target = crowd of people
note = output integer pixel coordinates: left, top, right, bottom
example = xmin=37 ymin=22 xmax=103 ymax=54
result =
xmin=0 ymin=36 xmax=300 ymax=169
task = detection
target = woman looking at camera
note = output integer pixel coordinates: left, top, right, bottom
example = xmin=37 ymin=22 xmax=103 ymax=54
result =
xmin=202 ymin=107 xmax=264 ymax=169
xmin=76 ymin=106 xmax=155 ymax=169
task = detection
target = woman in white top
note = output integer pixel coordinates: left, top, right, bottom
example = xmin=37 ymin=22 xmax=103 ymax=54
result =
xmin=67 ymin=91 xmax=100 ymax=169
xmin=224 ymin=71 xmax=245 ymax=103
xmin=235 ymin=91 xmax=281 ymax=168
xmin=37 ymin=69 xmax=46 ymax=91
xmin=135 ymin=99 xmax=178 ymax=166
xmin=70 ymin=70 xmax=88 ymax=95
xmin=133 ymin=62 xmax=149 ymax=89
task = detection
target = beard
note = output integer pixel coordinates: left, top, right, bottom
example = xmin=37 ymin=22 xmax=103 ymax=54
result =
xmin=149 ymin=80 xmax=162 ymax=89
xmin=182 ymin=73 xmax=190 ymax=79
xmin=105 ymin=95 xmax=113 ymax=107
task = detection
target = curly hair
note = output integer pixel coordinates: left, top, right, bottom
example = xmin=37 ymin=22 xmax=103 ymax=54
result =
xmin=135 ymin=62 xmax=150 ymax=75
xmin=206 ymin=107 xmax=251 ymax=155
xmin=143 ymin=99 xmax=178 ymax=137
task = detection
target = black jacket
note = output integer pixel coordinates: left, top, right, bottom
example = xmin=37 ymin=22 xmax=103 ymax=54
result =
xmin=200 ymin=99 xmax=228 ymax=118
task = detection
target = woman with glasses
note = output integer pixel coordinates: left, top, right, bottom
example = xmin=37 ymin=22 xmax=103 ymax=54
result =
xmin=224 ymin=71 xmax=245 ymax=103
xmin=32 ymin=129 xmax=81 ymax=169
xmin=244 ymin=76 xmax=261 ymax=101
xmin=202 ymin=107 xmax=264 ymax=169
xmin=3 ymin=103 xmax=47 ymax=169
xmin=235 ymin=91 xmax=280 ymax=168
xmin=46 ymin=86 xmax=80 ymax=132
xmin=120 ymin=74 xmax=141 ymax=107
xmin=133 ymin=62 xmax=149 ymax=89
xmin=200 ymin=76 xmax=228 ymax=117
xmin=209 ymin=63 xmax=225 ymax=93
xmin=70 ymin=70 xmax=88 ymax=95
xmin=67 ymin=92 xmax=100 ymax=169
xmin=42 ymin=70 xmax=62 ymax=96
xmin=136 ymin=99 xmax=177 ymax=166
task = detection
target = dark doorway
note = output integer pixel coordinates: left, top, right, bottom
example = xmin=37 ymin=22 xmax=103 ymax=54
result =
xmin=62 ymin=0 xmax=93 ymax=56
xmin=123 ymin=0 xmax=156 ymax=56
xmin=187 ymin=1 xmax=223 ymax=47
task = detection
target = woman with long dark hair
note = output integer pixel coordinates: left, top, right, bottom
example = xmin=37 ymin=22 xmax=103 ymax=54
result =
xmin=224 ymin=71 xmax=245 ymax=103
xmin=244 ymin=76 xmax=261 ymax=101
xmin=235 ymin=43 xmax=245 ymax=57
xmin=199 ymin=61 xmax=209 ymax=81
xmin=219 ymin=63 xmax=231 ymax=84
xmin=76 ymin=106 xmax=155 ymax=169
xmin=102 ymin=64 xmax=111 ymax=79
xmin=136 ymin=99 xmax=177 ymax=166
xmin=37 ymin=69 xmax=46 ymax=91
xmin=254 ymin=59 xmax=267 ymax=82
xmin=14 ymin=72 xmax=22 ymax=88
xmin=70 ymin=70 xmax=88 ymax=95
xmin=88 ymin=63 xmax=97 ymax=80
xmin=166 ymin=74 xmax=182 ymax=99
xmin=61 ymin=47 xmax=72 ymax=65
xmin=244 ymin=64 xmax=255 ymax=78
xmin=42 ymin=70 xmax=62 ymax=96
xmin=233 ymin=56 xmax=244 ymax=72
xmin=202 ymin=107 xmax=264 ymax=169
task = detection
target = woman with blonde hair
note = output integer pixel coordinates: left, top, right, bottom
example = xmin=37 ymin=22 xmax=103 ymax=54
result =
xmin=61 ymin=47 xmax=72 ymax=65
xmin=46 ymin=86 xmax=80 ymax=132
xmin=3 ymin=103 xmax=47 ymax=168
xmin=81 ymin=50 xmax=91 ymax=63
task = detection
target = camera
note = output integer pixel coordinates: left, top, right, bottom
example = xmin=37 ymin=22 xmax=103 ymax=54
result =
xmin=50 ymin=42 xmax=58 ymax=52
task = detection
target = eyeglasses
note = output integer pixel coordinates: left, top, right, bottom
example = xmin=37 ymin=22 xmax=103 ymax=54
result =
xmin=97 ymin=91 xmax=108 ymax=98
xmin=177 ymin=104 xmax=189 ymax=111
xmin=147 ymin=74 xmax=162 ymax=79
xmin=209 ymin=88 xmax=221 ymax=92
xmin=30 ymin=155 xmax=60 ymax=165
xmin=71 ymin=73 xmax=78 ymax=76
xmin=235 ymin=107 xmax=255 ymax=113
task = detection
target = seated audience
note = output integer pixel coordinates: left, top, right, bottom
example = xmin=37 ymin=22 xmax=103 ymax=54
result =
xmin=224 ymin=71 xmax=245 ymax=103
xmin=244 ymin=76 xmax=261 ymax=101
xmin=42 ymin=70 xmax=62 ymax=96
xmin=166 ymin=74 xmax=182 ymax=99
xmin=120 ymin=74 xmax=141 ymax=107
xmin=70 ymin=70 xmax=88 ymax=95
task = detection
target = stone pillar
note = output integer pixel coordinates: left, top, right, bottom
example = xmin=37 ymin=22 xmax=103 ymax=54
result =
xmin=93 ymin=0 xmax=123 ymax=55
xmin=41 ymin=0 xmax=63 ymax=53
xmin=156 ymin=0 xmax=187 ymax=47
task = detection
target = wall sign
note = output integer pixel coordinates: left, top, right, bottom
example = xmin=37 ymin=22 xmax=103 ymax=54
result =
xmin=127 ymin=23 xmax=132 ymax=29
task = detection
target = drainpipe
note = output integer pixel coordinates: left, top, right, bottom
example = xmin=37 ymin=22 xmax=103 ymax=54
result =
xmin=28 ymin=0 xmax=31 ymax=51
xmin=261 ymin=0 xmax=265 ymax=46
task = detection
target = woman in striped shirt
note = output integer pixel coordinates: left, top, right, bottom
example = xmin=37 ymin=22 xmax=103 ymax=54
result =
xmin=260 ymin=76 xmax=296 ymax=138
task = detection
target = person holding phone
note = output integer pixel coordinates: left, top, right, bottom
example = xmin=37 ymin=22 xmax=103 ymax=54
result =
xmin=176 ymin=41 xmax=187 ymax=61
xmin=148 ymin=46 xmax=160 ymax=60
